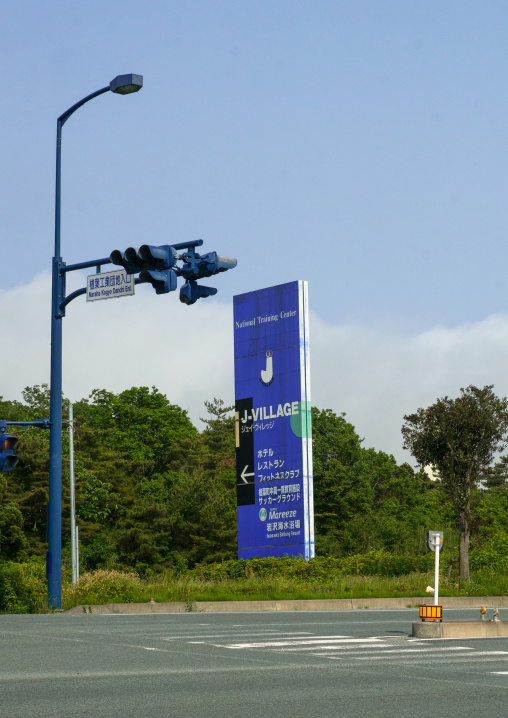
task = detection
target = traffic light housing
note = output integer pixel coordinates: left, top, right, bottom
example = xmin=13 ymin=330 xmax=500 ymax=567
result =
xmin=110 ymin=244 xmax=178 ymax=295
xmin=110 ymin=241 xmax=236 ymax=299
xmin=139 ymin=268 xmax=177 ymax=295
xmin=110 ymin=244 xmax=177 ymax=274
xmin=180 ymin=251 xmax=237 ymax=280
xmin=180 ymin=281 xmax=218 ymax=305
xmin=0 ymin=433 xmax=19 ymax=471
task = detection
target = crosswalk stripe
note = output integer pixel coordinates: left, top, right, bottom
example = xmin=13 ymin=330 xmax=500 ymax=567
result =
xmin=275 ymin=644 xmax=390 ymax=652
xmin=216 ymin=637 xmax=384 ymax=649
xmin=352 ymin=651 xmax=508 ymax=661
xmin=185 ymin=632 xmax=313 ymax=643
xmin=310 ymin=647 xmax=473 ymax=656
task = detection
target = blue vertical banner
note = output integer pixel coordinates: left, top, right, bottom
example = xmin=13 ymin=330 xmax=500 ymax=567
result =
xmin=233 ymin=281 xmax=314 ymax=560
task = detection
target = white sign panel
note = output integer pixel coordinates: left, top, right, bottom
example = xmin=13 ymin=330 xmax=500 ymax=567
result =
xmin=86 ymin=270 xmax=135 ymax=302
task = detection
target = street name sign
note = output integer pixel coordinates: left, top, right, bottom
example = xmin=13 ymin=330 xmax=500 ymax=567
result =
xmin=86 ymin=269 xmax=135 ymax=302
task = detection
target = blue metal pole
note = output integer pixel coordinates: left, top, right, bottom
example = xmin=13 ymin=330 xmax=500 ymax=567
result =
xmin=47 ymin=76 xmax=142 ymax=609
xmin=48 ymin=87 xmax=109 ymax=609
xmin=47 ymin=118 xmax=64 ymax=608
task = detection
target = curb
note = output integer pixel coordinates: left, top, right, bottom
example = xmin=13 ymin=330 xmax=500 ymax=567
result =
xmin=65 ymin=595 xmax=508 ymax=615
xmin=412 ymin=620 xmax=508 ymax=638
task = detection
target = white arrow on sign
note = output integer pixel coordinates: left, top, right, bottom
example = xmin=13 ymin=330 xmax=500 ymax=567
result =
xmin=240 ymin=465 xmax=255 ymax=484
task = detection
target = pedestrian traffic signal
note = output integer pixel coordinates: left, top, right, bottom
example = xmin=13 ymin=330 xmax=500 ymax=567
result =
xmin=0 ymin=433 xmax=19 ymax=471
xmin=180 ymin=281 xmax=218 ymax=305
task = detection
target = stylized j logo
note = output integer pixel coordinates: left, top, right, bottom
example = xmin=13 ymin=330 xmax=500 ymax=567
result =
xmin=260 ymin=350 xmax=274 ymax=386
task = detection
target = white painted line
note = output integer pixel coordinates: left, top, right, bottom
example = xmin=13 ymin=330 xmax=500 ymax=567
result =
xmin=491 ymin=671 xmax=508 ymax=674
xmin=217 ymin=637 xmax=384 ymax=649
xmin=183 ymin=631 xmax=313 ymax=641
xmin=274 ymin=643 xmax=388 ymax=656
xmin=409 ymin=636 xmax=508 ymax=642
xmin=294 ymin=646 xmax=471 ymax=655
xmin=354 ymin=651 xmax=508 ymax=660
xmin=463 ymin=651 xmax=508 ymax=656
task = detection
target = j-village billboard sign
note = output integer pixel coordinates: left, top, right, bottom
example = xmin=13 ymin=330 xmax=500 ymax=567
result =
xmin=233 ymin=280 xmax=314 ymax=560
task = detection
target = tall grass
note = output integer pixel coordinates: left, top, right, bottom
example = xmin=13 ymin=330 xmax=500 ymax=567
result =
xmin=60 ymin=569 xmax=508 ymax=610
xmin=3 ymin=557 xmax=508 ymax=614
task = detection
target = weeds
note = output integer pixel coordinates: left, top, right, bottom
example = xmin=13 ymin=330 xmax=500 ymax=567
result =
xmin=2 ymin=557 xmax=508 ymax=613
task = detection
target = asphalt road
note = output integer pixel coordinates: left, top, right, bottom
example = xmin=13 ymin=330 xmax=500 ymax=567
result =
xmin=1 ymin=608 xmax=508 ymax=718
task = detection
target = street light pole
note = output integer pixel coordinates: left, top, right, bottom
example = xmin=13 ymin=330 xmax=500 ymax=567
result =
xmin=47 ymin=75 xmax=143 ymax=609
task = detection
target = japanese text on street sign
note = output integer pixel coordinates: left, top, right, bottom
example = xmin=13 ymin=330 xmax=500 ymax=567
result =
xmin=86 ymin=269 xmax=135 ymax=302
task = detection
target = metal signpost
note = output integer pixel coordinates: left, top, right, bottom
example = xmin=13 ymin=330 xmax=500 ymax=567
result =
xmin=233 ymin=280 xmax=314 ymax=560
xmin=68 ymin=404 xmax=79 ymax=585
xmin=426 ymin=530 xmax=444 ymax=605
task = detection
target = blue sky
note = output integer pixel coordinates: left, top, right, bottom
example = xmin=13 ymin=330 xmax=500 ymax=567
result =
xmin=3 ymin=2 xmax=508 ymax=461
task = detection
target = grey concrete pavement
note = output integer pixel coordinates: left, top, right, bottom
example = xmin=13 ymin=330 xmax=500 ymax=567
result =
xmin=2 ymin=610 xmax=508 ymax=718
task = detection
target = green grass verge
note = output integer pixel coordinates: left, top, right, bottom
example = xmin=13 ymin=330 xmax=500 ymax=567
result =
xmin=2 ymin=556 xmax=508 ymax=614
xmin=60 ymin=569 xmax=508 ymax=610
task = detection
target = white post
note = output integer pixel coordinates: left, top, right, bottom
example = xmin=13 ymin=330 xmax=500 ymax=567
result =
xmin=75 ymin=524 xmax=79 ymax=582
xmin=68 ymin=403 xmax=78 ymax=584
xmin=434 ymin=539 xmax=440 ymax=605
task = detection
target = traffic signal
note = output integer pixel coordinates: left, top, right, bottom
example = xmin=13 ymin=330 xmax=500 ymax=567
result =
xmin=110 ymin=241 xmax=237 ymax=299
xmin=180 ymin=251 xmax=237 ymax=280
xmin=180 ymin=280 xmax=218 ymax=305
xmin=110 ymin=244 xmax=177 ymax=274
xmin=0 ymin=433 xmax=19 ymax=472
xmin=110 ymin=244 xmax=178 ymax=295
xmin=139 ymin=268 xmax=177 ymax=295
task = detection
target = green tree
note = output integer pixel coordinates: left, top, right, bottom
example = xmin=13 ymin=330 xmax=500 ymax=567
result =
xmin=0 ymin=474 xmax=30 ymax=561
xmin=312 ymin=408 xmax=438 ymax=556
xmin=401 ymin=385 xmax=508 ymax=580
xmin=482 ymin=455 xmax=508 ymax=490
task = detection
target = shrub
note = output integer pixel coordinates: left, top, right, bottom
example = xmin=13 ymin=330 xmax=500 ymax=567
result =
xmin=0 ymin=559 xmax=47 ymax=614
xmin=63 ymin=569 xmax=141 ymax=608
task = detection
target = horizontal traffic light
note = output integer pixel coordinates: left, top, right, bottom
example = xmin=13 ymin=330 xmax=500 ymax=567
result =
xmin=109 ymin=241 xmax=236 ymax=299
xmin=0 ymin=433 xmax=19 ymax=472
xmin=180 ymin=281 xmax=218 ymax=305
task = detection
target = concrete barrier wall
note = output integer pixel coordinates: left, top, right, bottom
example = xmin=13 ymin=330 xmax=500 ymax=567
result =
xmin=65 ymin=595 xmax=508 ymax=615
xmin=412 ymin=620 xmax=508 ymax=638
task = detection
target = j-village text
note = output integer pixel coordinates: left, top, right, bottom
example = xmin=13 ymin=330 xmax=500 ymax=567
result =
xmin=240 ymin=402 xmax=300 ymax=423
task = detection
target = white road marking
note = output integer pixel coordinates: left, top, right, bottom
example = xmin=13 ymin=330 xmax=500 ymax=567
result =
xmin=353 ymin=651 xmax=508 ymax=660
xmin=277 ymin=644 xmax=389 ymax=652
xmin=284 ymin=646 xmax=471 ymax=654
xmin=491 ymin=671 xmax=508 ymax=674
xmin=316 ymin=647 xmax=474 ymax=656
xmin=183 ymin=631 xmax=312 ymax=641
xmin=216 ymin=637 xmax=384 ymax=649
xmin=275 ymin=643 xmax=473 ymax=656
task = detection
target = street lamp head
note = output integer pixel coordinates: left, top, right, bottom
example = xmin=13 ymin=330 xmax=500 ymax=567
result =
xmin=110 ymin=74 xmax=143 ymax=95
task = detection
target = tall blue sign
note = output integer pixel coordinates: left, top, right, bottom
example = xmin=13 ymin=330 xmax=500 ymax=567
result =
xmin=233 ymin=281 xmax=314 ymax=560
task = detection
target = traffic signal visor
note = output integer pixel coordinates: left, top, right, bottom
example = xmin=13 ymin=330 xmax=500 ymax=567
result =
xmin=0 ymin=433 xmax=19 ymax=471
xmin=110 ymin=245 xmax=177 ymax=275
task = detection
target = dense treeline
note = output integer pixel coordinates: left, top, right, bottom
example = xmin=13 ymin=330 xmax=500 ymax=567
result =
xmin=1 ymin=385 xmax=508 ymax=577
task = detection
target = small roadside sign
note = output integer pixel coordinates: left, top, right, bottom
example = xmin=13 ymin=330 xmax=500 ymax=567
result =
xmin=86 ymin=269 xmax=135 ymax=302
